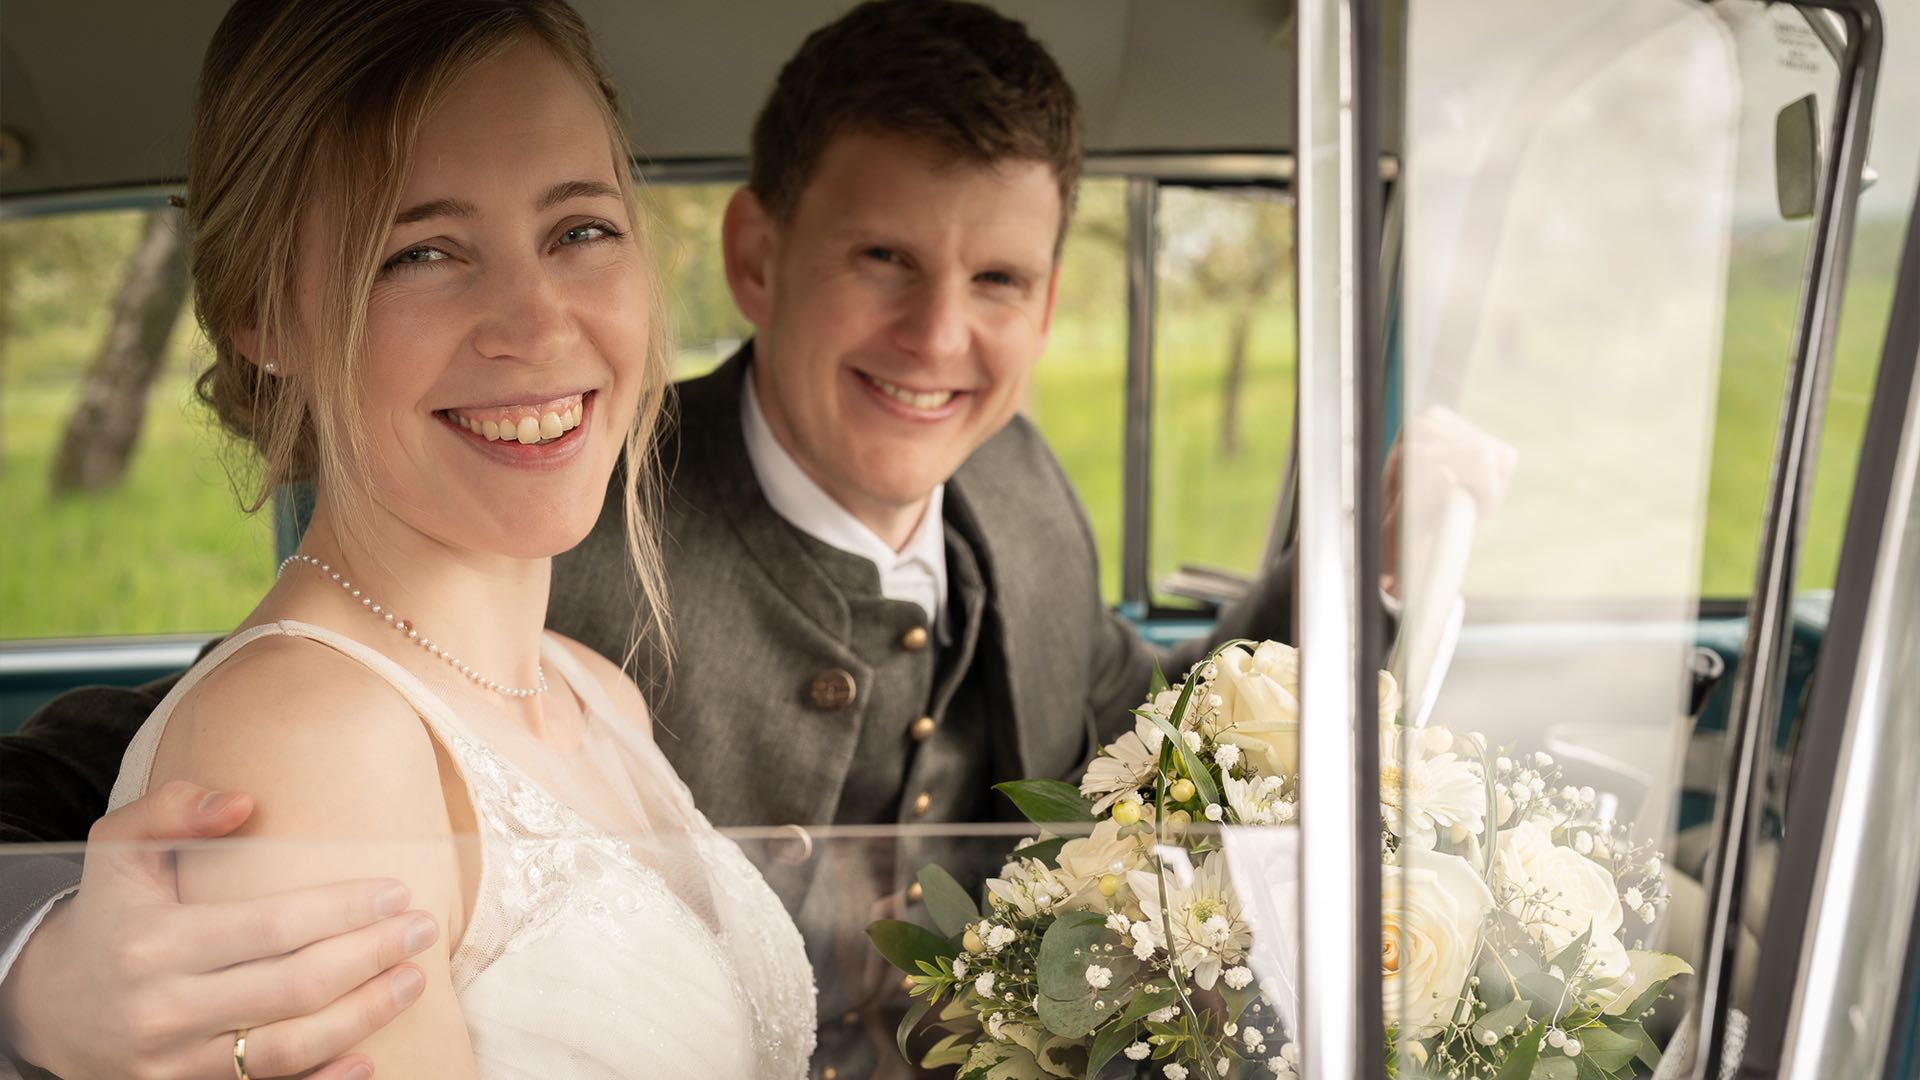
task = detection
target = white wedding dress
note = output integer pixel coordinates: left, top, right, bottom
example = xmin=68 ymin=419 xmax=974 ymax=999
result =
xmin=108 ymin=620 xmax=817 ymax=1078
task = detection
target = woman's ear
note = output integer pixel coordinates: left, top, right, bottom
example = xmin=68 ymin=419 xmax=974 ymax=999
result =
xmin=721 ymin=187 xmax=778 ymax=329
xmin=231 ymin=327 xmax=281 ymax=375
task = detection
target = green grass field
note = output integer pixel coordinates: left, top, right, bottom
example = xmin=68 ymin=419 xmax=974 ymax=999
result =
xmin=0 ymin=216 xmax=1899 ymax=640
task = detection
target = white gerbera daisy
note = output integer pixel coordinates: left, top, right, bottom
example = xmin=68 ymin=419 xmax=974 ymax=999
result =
xmin=1081 ymin=715 xmax=1164 ymax=814
xmin=1379 ymin=723 xmax=1486 ymax=849
xmin=1128 ymin=853 xmax=1250 ymax=989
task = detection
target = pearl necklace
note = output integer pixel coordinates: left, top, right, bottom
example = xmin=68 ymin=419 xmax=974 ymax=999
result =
xmin=277 ymin=553 xmax=547 ymax=698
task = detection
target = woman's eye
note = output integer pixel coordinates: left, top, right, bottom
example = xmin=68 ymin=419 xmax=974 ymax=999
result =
xmin=382 ymin=245 xmax=448 ymax=272
xmin=559 ymin=222 xmax=621 ymax=246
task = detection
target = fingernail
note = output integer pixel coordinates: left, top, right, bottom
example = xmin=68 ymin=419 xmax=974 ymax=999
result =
xmin=392 ymin=965 xmax=426 ymax=1007
xmin=197 ymin=790 xmax=237 ymax=816
xmin=373 ymin=883 xmax=409 ymax=918
xmin=402 ymin=915 xmax=437 ymax=954
xmin=344 ymin=1066 xmax=374 ymax=1080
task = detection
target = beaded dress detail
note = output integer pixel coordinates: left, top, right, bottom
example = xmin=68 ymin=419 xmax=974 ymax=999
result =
xmin=108 ymin=620 xmax=816 ymax=1078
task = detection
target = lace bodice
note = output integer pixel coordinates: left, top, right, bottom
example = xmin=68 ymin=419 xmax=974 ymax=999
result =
xmin=108 ymin=620 xmax=816 ymax=1078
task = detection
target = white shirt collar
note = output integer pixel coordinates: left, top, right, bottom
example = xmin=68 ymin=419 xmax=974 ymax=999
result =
xmin=740 ymin=365 xmax=947 ymax=626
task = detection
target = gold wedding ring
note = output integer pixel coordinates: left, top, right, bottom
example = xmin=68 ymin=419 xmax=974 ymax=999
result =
xmin=232 ymin=1027 xmax=251 ymax=1080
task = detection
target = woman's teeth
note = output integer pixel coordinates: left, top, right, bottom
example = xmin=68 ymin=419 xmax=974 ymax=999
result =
xmin=447 ymin=398 xmax=585 ymax=444
xmin=864 ymin=373 xmax=956 ymax=410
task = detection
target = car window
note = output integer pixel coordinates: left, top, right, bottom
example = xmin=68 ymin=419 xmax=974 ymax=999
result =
xmin=0 ymin=205 xmax=272 ymax=640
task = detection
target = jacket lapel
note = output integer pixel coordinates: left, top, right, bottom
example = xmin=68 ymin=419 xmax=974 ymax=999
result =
xmin=671 ymin=347 xmax=852 ymax=644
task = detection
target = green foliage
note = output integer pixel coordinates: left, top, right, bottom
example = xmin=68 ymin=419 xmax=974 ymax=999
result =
xmin=996 ymin=780 xmax=1096 ymax=825
xmin=868 ymin=920 xmax=956 ymax=975
xmin=1034 ymin=912 xmax=1139 ymax=1039
xmin=917 ymin=865 xmax=982 ymax=938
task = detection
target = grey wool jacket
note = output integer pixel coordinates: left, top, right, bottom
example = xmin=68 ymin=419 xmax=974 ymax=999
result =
xmin=545 ymin=345 xmax=1294 ymax=826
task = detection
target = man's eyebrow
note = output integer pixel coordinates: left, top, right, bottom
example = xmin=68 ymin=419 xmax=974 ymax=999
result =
xmin=391 ymin=181 xmax=620 ymax=226
xmin=537 ymin=179 xmax=623 ymax=211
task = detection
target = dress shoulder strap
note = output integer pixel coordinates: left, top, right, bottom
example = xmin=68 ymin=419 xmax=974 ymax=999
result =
xmin=109 ymin=619 xmax=488 ymax=811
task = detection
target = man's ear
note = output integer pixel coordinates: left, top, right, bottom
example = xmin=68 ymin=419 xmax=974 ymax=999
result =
xmin=722 ymin=187 xmax=779 ymax=329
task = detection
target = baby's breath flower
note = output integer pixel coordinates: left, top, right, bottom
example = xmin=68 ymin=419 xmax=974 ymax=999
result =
xmin=1164 ymin=1064 xmax=1189 ymax=1080
xmin=1223 ymin=965 xmax=1254 ymax=990
xmin=975 ymin=972 xmax=996 ymax=997
xmin=1086 ymin=965 xmax=1113 ymax=990
xmin=952 ymin=957 xmax=967 ymax=978
xmin=1148 ymin=1006 xmax=1180 ymax=1024
xmin=1125 ymin=1041 xmax=1151 ymax=1060
xmin=1213 ymin=742 xmax=1241 ymax=769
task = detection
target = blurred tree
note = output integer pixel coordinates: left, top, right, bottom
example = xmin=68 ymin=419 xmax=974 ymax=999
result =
xmin=49 ymin=206 xmax=189 ymax=494
xmin=1158 ymin=189 xmax=1291 ymax=457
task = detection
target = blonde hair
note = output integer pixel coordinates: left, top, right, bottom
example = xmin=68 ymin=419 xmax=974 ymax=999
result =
xmin=187 ymin=0 xmax=672 ymax=662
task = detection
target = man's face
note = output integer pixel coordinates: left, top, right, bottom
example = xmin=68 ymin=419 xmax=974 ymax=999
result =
xmin=727 ymin=132 xmax=1062 ymax=538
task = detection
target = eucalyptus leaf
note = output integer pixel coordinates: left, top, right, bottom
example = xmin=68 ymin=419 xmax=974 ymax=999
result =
xmin=1036 ymin=993 xmax=1123 ymax=1041
xmin=996 ymin=779 xmax=1096 ymax=825
xmin=1493 ymin=1019 xmax=1547 ymax=1080
xmin=1530 ymin=1057 xmax=1577 ymax=1080
xmin=1517 ymin=971 xmax=1568 ymax=1016
xmin=917 ymin=864 xmax=981 ymax=938
xmin=1570 ymin=1022 xmax=1640 ymax=1072
xmin=1036 ymin=912 xmax=1136 ymax=999
xmin=1472 ymin=998 xmax=1532 ymax=1045
xmin=868 ymin=919 xmax=957 ymax=975
xmin=1033 ymin=912 xmax=1139 ymax=1038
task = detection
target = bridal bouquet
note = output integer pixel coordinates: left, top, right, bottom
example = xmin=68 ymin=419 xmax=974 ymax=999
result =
xmin=869 ymin=640 xmax=1691 ymax=1079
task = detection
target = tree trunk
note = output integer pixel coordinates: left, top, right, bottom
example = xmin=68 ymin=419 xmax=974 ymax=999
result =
xmin=49 ymin=207 xmax=190 ymax=495
xmin=1219 ymin=304 xmax=1254 ymax=458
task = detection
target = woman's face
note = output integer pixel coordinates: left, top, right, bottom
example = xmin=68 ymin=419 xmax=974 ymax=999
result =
xmin=298 ymin=39 xmax=650 ymax=561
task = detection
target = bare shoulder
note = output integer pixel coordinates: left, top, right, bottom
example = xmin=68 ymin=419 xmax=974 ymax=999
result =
xmin=548 ymin=633 xmax=653 ymax=738
xmin=151 ymin=632 xmax=452 ymax=841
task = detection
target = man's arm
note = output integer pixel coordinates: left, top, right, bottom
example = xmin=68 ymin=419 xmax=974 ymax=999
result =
xmin=0 ymin=677 xmax=437 ymax=1079
xmin=1 ymin=681 xmax=174 ymax=845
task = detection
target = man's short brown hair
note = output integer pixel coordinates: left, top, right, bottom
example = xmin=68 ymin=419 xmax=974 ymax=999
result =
xmin=749 ymin=0 xmax=1082 ymax=233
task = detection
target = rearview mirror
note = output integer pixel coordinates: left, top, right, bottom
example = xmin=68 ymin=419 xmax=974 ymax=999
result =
xmin=1776 ymin=93 xmax=1820 ymax=221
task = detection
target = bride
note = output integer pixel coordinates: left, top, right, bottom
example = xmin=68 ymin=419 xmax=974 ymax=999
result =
xmin=104 ymin=0 xmax=815 ymax=1075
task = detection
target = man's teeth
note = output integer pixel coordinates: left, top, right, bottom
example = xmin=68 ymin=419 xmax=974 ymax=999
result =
xmin=449 ymin=401 xmax=585 ymax=444
xmin=866 ymin=374 xmax=956 ymax=410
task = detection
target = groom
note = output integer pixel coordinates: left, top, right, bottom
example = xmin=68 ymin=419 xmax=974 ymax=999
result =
xmin=0 ymin=3 xmax=1300 ymax=1077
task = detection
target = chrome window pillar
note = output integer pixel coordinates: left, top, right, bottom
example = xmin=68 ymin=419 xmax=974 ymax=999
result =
xmin=1739 ymin=123 xmax=1920 ymax=1080
xmin=1121 ymin=178 xmax=1159 ymax=617
xmin=1293 ymin=0 xmax=1386 ymax=1075
xmin=1689 ymin=3 xmax=1882 ymax=1078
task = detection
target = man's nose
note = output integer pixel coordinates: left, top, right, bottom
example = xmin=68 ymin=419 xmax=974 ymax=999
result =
xmin=892 ymin=279 xmax=970 ymax=364
xmin=470 ymin=257 xmax=575 ymax=363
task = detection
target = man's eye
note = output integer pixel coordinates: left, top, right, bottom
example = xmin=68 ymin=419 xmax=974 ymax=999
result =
xmin=977 ymin=270 xmax=1018 ymax=288
xmin=863 ymin=247 xmax=902 ymax=265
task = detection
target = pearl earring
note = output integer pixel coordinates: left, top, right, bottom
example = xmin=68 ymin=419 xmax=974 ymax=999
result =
xmin=262 ymin=361 xmax=278 ymax=375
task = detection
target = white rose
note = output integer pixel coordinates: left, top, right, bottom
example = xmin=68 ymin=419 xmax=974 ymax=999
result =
xmin=1382 ymin=849 xmax=1493 ymax=1035
xmin=1214 ymin=642 xmax=1303 ymax=776
xmin=1494 ymin=820 xmax=1625 ymax=952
